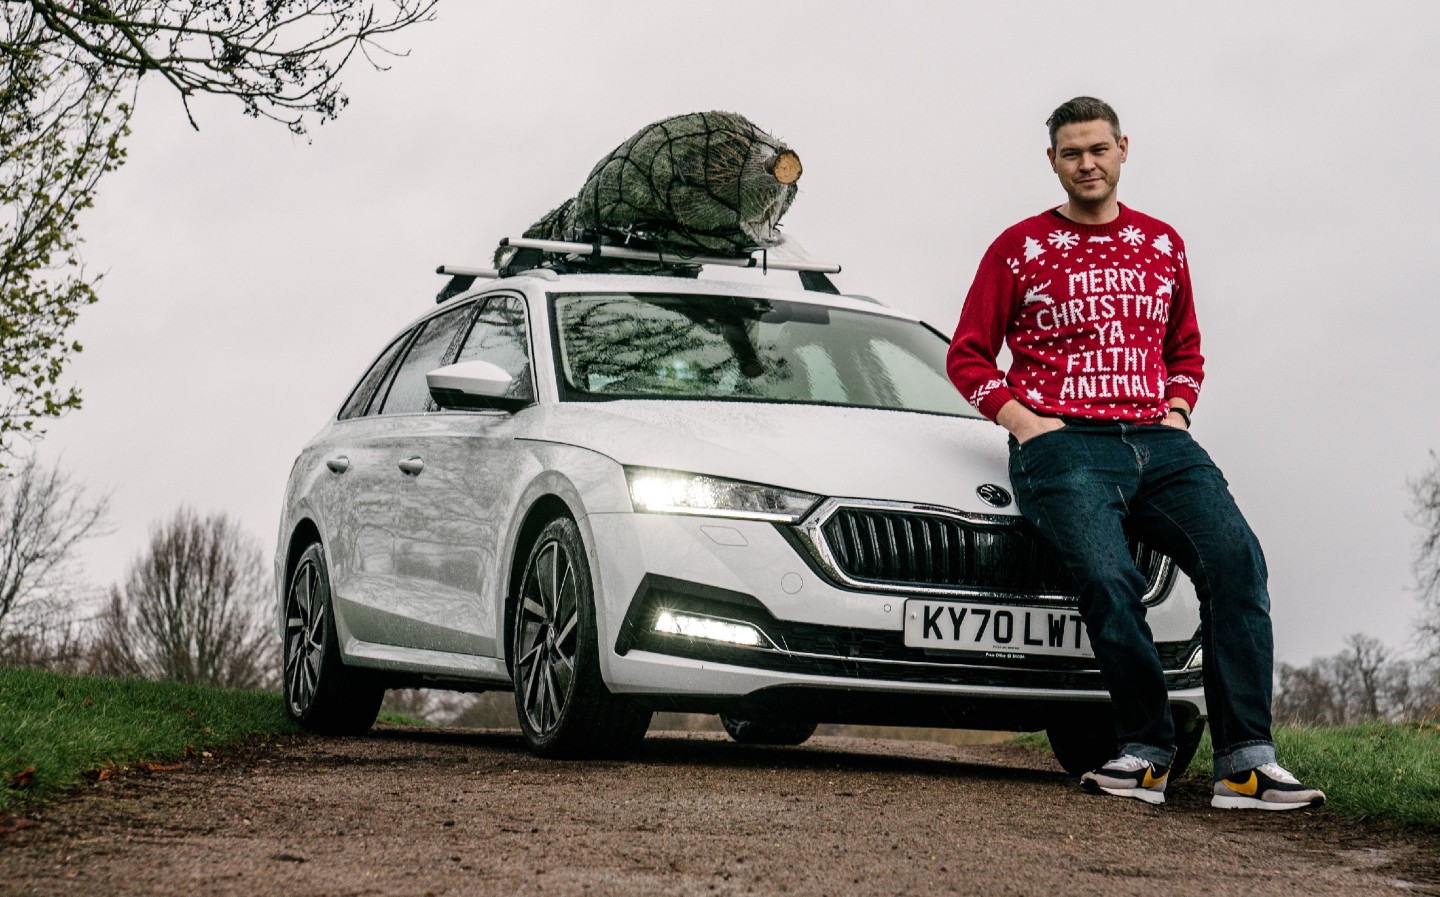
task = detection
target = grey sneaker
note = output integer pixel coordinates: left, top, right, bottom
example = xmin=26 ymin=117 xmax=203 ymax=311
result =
xmin=1211 ymin=762 xmax=1326 ymax=811
xmin=1080 ymin=754 xmax=1169 ymax=805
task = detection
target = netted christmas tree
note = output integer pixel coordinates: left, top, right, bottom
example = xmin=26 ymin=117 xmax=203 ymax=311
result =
xmin=497 ymin=111 xmax=802 ymax=273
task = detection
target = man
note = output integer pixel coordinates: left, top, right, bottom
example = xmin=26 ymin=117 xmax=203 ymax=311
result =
xmin=947 ymin=96 xmax=1324 ymax=810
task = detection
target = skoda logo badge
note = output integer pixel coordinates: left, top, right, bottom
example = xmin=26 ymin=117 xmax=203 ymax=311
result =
xmin=977 ymin=484 xmax=1012 ymax=508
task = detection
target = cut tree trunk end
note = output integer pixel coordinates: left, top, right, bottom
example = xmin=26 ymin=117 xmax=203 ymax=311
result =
xmin=772 ymin=151 xmax=803 ymax=186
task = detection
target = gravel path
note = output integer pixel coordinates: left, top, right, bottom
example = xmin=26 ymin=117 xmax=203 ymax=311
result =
xmin=4 ymin=726 xmax=1437 ymax=896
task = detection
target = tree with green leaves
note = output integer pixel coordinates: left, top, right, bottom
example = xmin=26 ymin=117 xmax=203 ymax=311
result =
xmin=0 ymin=1 xmax=435 ymax=459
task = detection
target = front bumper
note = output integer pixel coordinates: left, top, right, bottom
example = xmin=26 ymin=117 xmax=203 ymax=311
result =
xmin=585 ymin=510 xmax=1207 ymax=728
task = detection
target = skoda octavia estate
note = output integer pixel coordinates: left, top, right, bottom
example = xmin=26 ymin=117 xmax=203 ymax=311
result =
xmin=275 ymin=254 xmax=1208 ymax=773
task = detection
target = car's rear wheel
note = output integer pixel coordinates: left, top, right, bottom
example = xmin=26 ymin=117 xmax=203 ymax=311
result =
xmin=283 ymin=543 xmax=383 ymax=735
xmin=512 ymin=516 xmax=651 ymax=758
xmin=719 ymin=715 xmax=818 ymax=746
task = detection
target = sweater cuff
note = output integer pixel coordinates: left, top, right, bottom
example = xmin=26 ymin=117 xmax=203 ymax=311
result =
xmin=977 ymin=386 xmax=1017 ymax=422
xmin=1164 ymin=383 xmax=1200 ymax=411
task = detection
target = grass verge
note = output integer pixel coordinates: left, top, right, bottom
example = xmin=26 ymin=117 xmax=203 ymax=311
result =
xmin=1015 ymin=722 xmax=1440 ymax=827
xmin=1 ymin=666 xmax=299 ymax=813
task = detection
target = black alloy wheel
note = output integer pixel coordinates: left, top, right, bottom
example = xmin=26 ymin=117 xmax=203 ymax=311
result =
xmin=283 ymin=542 xmax=383 ymax=735
xmin=512 ymin=516 xmax=651 ymax=758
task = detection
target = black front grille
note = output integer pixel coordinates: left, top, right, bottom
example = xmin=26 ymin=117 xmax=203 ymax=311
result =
xmin=818 ymin=507 xmax=1167 ymax=597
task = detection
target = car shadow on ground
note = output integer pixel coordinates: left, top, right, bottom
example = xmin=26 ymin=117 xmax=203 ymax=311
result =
xmin=359 ymin=724 xmax=1068 ymax=787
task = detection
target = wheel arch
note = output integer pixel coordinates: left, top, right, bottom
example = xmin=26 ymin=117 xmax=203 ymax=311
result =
xmin=284 ymin=517 xmax=324 ymax=590
xmin=503 ymin=494 xmax=578 ymax=675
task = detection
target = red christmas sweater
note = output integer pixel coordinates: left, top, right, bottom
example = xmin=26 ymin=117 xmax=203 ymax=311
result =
xmin=947 ymin=205 xmax=1204 ymax=423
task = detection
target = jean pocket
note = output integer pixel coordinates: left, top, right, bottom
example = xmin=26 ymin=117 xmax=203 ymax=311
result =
xmin=1016 ymin=425 xmax=1068 ymax=449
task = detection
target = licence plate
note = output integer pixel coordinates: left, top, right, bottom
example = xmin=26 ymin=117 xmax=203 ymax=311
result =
xmin=902 ymin=599 xmax=1094 ymax=659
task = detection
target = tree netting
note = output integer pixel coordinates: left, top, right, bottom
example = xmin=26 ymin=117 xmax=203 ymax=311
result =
xmin=496 ymin=111 xmax=802 ymax=274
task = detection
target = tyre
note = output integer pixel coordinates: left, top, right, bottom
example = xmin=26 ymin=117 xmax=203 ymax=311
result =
xmin=1047 ymin=705 xmax=1208 ymax=777
xmin=282 ymin=543 xmax=384 ymax=735
xmin=1170 ymin=713 xmax=1207 ymax=777
xmin=719 ymin=715 xmax=818 ymax=746
xmin=512 ymin=516 xmax=651 ymax=758
xmin=1045 ymin=706 xmax=1117 ymax=777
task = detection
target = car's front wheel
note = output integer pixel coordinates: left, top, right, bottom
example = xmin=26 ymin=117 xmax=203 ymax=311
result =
xmin=719 ymin=715 xmax=818 ymax=746
xmin=511 ymin=516 xmax=651 ymax=758
xmin=283 ymin=542 xmax=383 ymax=735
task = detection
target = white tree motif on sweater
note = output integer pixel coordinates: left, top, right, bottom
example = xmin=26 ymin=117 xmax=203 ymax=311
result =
xmin=1024 ymin=237 xmax=1045 ymax=262
xmin=1152 ymin=233 xmax=1174 ymax=256
xmin=1023 ymin=281 xmax=1054 ymax=306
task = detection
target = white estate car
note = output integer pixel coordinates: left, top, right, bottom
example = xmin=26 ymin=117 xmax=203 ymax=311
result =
xmin=275 ymin=262 xmax=1208 ymax=773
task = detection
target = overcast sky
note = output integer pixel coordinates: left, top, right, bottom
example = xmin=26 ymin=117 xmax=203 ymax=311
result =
xmin=28 ymin=1 xmax=1440 ymax=666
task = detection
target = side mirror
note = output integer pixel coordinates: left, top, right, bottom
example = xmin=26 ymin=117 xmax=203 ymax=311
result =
xmin=427 ymin=360 xmax=528 ymax=411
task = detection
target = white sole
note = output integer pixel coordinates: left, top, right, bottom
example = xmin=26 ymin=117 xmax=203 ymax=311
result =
xmin=1095 ymin=785 xmax=1165 ymax=805
xmin=1211 ymin=794 xmax=1322 ymax=811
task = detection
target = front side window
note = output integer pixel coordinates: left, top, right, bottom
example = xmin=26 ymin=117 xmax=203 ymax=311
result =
xmin=552 ymin=293 xmax=980 ymax=418
xmin=455 ymin=295 xmax=534 ymax=402
xmin=377 ymin=304 xmax=475 ymax=415
xmin=337 ymin=332 xmax=411 ymax=420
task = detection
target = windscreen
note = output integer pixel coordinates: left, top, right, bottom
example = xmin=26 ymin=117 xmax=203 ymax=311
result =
xmin=552 ymin=293 xmax=981 ymax=418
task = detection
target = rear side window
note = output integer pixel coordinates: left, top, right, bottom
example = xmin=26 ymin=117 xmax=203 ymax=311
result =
xmin=337 ymin=333 xmax=410 ymax=420
xmin=377 ymin=304 xmax=475 ymax=415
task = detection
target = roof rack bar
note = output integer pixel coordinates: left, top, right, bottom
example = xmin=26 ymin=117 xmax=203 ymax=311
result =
xmin=499 ymin=237 xmax=841 ymax=274
xmin=434 ymin=265 xmax=502 ymax=304
xmin=436 ymin=265 xmax=501 ymax=279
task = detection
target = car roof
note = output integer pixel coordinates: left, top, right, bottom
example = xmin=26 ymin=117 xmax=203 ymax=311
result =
xmin=447 ymin=270 xmax=921 ymax=323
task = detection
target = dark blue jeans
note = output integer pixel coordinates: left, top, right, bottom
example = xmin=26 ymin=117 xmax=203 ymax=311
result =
xmin=1008 ymin=420 xmax=1276 ymax=777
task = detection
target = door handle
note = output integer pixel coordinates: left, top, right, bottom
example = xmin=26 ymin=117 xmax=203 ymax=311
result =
xmin=397 ymin=457 xmax=425 ymax=476
xmin=325 ymin=455 xmax=350 ymax=474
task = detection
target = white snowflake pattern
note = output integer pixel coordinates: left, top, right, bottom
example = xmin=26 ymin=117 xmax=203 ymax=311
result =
xmin=1047 ymin=229 xmax=1080 ymax=250
xmin=970 ymin=378 xmax=1004 ymax=408
xmin=1023 ymin=237 xmax=1045 ymax=262
xmin=1177 ymin=251 xmax=1186 ymax=269
xmin=1152 ymin=233 xmax=1174 ymax=256
xmin=1119 ymin=226 xmax=1145 ymax=247
xmin=1006 ymin=257 xmax=1020 ymax=275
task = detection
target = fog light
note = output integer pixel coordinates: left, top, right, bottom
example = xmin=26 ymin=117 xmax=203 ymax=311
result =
xmin=654 ymin=611 xmax=764 ymax=647
xmin=1186 ymin=647 xmax=1204 ymax=670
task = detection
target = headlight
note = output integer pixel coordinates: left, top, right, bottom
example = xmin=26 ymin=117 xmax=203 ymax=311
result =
xmin=624 ymin=466 xmax=820 ymax=523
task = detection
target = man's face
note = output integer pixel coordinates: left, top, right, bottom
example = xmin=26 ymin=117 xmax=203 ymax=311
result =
xmin=1047 ymin=120 xmax=1128 ymax=207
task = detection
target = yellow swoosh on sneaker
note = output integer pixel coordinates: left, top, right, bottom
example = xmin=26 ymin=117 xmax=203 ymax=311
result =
xmin=1142 ymin=767 xmax=1167 ymax=788
xmin=1223 ymin=771 xmax=1259 ymax=796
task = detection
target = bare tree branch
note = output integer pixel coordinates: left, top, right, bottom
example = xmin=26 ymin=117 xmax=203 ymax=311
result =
xmin=0 ymin=453 xmax=110 ymax=634
xmin=0 ymin=1 xmax=433 ymax=457
xmin=17 ymin=0 xmax=437 ymax=134
xmin=1411 ymin=450 xmax=1440 ymax=659
xmin=91 ymin=506 xmax=276 ymax=689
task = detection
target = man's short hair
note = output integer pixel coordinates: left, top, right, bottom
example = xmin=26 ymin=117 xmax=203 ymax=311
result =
xmin=1046 ymin=97 xmax=1122 ymax=147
